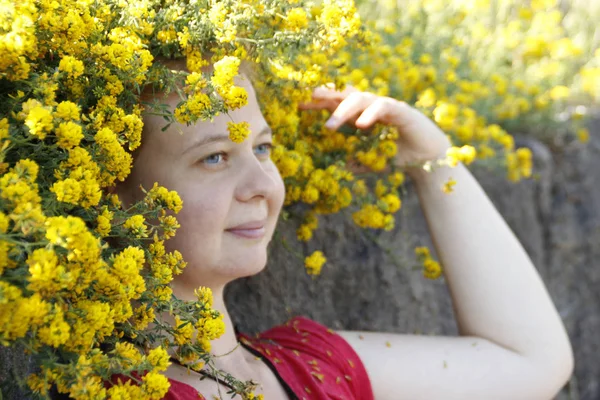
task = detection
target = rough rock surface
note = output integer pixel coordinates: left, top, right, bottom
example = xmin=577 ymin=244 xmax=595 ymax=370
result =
xmin=1 ymin=117 xmax=598 ymax=399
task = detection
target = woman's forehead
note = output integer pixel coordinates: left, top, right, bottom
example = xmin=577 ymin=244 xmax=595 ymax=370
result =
xmin=144 ymin=76 xmax=265 ymax=154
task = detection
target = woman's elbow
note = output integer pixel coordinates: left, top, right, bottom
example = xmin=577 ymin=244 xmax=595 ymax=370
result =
xmin=531 ymin=343 xmax=575 ymax=399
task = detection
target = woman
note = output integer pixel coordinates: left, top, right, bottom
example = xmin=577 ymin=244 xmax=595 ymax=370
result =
xmin=114 ymin=67 xmax=574 ymax=399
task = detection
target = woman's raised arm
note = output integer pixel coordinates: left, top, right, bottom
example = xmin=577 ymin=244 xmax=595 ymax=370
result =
xmin=300 ymin=87 xmax=574 ymax=399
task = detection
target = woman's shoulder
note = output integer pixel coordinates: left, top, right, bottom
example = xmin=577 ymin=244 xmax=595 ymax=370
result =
xmin=236 ymin=315 xmax=375 ymax=400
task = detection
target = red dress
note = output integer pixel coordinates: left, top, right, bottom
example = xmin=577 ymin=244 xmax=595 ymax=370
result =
xmin=163 ymin=316 xmax=374 ymax=400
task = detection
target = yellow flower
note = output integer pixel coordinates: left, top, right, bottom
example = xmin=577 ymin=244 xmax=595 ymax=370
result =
xmin=419 ymin=53 xmax=432 ymax=65
xmin=222 ymin=85 xmax=248 ymax=109
xmin=301 ymin=185 xmax=320 ymax=204
xmin=132 ymin=304 xmax=155 ymax=331
xmin=37 ymin=305 xmax=70 ymax=347
xmin=577 ymin=128 xmax=590 ymax=143
xmin=54 ymin=101 xmax=80 ymax=121
xmin=0 ymin=118 xmax=9 ymax=141
xmin=432 ymin=102 xmax=458 ymax=130
xmin=173 ymin=315 xmax=194 ymax=345
xmin=55 ymin=121 xmax=83 ymax=149
xmin=107 ymin=380 xmax=143 ymax=399
xmin=0 ymin=212 xmax=8 ymax=233
xmin=114 ymin=342 xmax=143 ymax=365
xmin=416 ymin=88 xmax=437 ymax=108
xmin=123 ymin=214 xmax=148 ymax=238
xmin=297 ymin=224 xmax=314 ymax=241
xmin=26 ymin=248 xmax=69 ymax=296
xmin=305 ymin=250 xmax=326 ymax=275
xmin=95 ymin=207 xmax=113 ymax=237
xmin=94 ymin=127 xmax=132 ymax=183
xmin=58 ymin=56 xmax=84 ymax=79
xmin=378 ymin=140 xmax=397 ymax=158
xmin=445 ymin=145 xmax=477 ymax=167
xmin=549 ymin=85 xmax=570 ymax=100
xmin=25 ymin=106 xmax=53 ymax=139
xmin=141 ymin=370 xmax=170 ymax=400
xmin=375 ymin=179 xmax=387 ymax=198
xmin=146 ymin=346 xmax=170 ymax=372
xmin=380 ymin=193 xmax=401 ymax=213
xmin=147 ymin=182 xmax=183 ymax=213
xmin=227 ymin=121 xmax=251 ymax=143
xmin=158 ymin=214 xmax=180 ymax=240
xmin=51 ymin=178 xmax=82 ymax=204
xmin=414 ymin=246 xmax=430 ymax=259
xmin=442 ymin=178 xmax=457 ymax=193
xmin=196 ymin=314 xmax=225 ymax=340
xmin=388 ymin=172 xmax=405 ymax=187
xmin=211 ymin=56 xmax=240 ymax=90
xmin=195 ymin=286 xmax=214 ymax=308
xmin=423 ymin=258 xmax=442 ymax=279
xmin=285 ymin=8 xmax=309 ymax=31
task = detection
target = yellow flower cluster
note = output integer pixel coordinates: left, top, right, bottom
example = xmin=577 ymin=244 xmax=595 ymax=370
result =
xmin=351 ymin=174 xmax=404 ymax=231
xmin=415 ymin=246 xmax=443 ymax=280
xmin=305 ymin=250 xmax=327 ymax=275
xmin=506 ymin=147 xmax=534 ymax=182
xmin=351 ymin=0 xmax=596 ymax=182
xmin=444 ymin=145 xmax=478 ymax=167
xmin=228 ymin=121 xmax=251 ymax=143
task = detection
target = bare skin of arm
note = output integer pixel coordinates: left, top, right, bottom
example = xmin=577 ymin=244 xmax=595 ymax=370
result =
xmin=300 ymin=87 xmax=574 ymax=399
xmin=337 ymin=162 xmax=574 ymax=400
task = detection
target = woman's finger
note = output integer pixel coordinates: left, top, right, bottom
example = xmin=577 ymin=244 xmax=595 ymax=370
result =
xmin=354 ymin=97 xmax=405 ymax=130
xmin=298 ymin=84 xmax=359 ymax=108
xmin=324 ymin=91 xmax=377 ymax=130
xmin=310 ymin=84 xmax=358 ymax=101
xmin=297 ymin=99 xmax=338 ymax=111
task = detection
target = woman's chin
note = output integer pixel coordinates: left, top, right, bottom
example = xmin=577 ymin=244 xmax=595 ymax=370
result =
xmin=219 ymin=252 xmax=268 ymax=279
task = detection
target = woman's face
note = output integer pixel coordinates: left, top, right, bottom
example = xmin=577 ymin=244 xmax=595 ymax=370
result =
xmin=118 ymin=74 xmax=285 ymax=295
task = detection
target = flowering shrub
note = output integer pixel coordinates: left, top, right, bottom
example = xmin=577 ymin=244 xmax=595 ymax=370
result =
xmin=0 ymin=0 xmax=597 ymax=399
xmin=351 ymin=0 xmax=598 ymax=172
xmin=0 ymin=0 xmax=369 ymax=398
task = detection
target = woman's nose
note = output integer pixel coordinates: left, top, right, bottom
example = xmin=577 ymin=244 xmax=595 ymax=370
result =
xmin=235 ymin=154 xmax=280 ymax=202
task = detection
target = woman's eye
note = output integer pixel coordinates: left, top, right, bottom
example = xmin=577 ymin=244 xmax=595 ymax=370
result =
xmin=254 ymin=143 xmax=272 ymax=157
xmin=202 ymin=152 xmax=226 ymax=165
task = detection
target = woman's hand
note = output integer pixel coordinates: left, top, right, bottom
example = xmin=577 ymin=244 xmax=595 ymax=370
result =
xmin=298 ymin=85 xmax=453 ymax=173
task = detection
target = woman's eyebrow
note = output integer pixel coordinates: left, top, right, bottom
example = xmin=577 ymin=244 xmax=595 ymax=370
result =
xmin=181 ymin=126 xmax=272 ymax=155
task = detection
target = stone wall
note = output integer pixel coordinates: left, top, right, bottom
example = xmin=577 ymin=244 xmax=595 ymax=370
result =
xmin=1 ymin=116 xmax=598 ymax=399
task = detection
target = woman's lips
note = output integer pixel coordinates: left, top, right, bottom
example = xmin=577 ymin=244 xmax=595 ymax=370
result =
xmin=225 ymin=220 xmax=266 ymax=239
xmin=225 ymin=227 xmax=266 ymax=239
